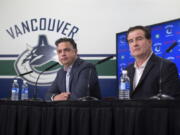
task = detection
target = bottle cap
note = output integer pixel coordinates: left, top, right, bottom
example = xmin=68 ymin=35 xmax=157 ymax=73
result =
xmin=23 ymin=80 xmax=27 ymax=83
xmin=14 ymin=79 xmax=18 ymax=83
xmin=122 ymin=70 xmax=127 ymax=74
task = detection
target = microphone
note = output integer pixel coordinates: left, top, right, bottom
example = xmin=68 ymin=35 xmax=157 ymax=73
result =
xmin=79 ymin=55 xmax=114 ymax=101
xmin=19 ymin=62 xmax=59 ymax=77
xmin=150 ymin=42 xmax=178 ymax=100
xmin=19 ymin=71 xmax=33 ymax=76
xmin=166 ymin=42 xmax=178 ymax=53
xmin=95 ymin=55 xmax=114 ymax=65
xmin=33 ymin=62 xmax=60 ymax=99
xmin=43 ymin=62 xmax=59 ymax=71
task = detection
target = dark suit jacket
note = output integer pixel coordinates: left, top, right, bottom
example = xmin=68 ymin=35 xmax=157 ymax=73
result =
xmin=45 ymin=58 xmax=101 ymax=100
xmin=127 ymin=53 xmax=180 ymax=99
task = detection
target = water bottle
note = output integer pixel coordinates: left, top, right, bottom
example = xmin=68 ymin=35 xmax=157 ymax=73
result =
xmin=21 ymin=80 xmax=29 ymax=100
xmin=119 ymin=70 xmax=130 ymax=99
xmin=11 ymin=79 xmax=19 ymax=101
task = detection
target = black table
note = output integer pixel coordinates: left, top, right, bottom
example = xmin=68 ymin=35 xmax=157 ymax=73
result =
xmin=0 ymin=100 xmax=180 ymax=135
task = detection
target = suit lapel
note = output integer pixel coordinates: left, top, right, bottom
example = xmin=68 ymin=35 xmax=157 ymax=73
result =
xmin=69 ymin=71 xmax=74 ymax=92
xmin=60 ymin=70 xmax=67 ymax=92
xmin=132 ymin=54 xmax=156 ymax=94
xmin=68 ymin=58 xmax=80 ymax=91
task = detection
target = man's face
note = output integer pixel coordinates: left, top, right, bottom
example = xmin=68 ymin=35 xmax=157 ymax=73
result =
xmin=127 ymin=29 xmax=152 ymax=59
xmin=56 ymin=41 xmax=77 ymax=67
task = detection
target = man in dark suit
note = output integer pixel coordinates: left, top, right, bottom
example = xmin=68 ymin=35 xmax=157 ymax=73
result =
xmin=126 ymin=25 xmax=180 ymax=99
xmin=46 ymin=38 xmax=101 ymax=101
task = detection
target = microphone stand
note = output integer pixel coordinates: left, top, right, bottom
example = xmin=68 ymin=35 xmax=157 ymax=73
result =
xmin=19 ymin=71 xmax=33 ymax=77
xmin=32 ymin=71 xmax=45 ymax=100
xmin=150 ymin=42 xmax=178 ymax=100
xmin=78 ymin=67 xmax=99 ymax=101
xmin=78 ymin=55 xmax=114 ymax=101
xmin=150 ymin=57 xmax=174 ymax=100
xmin=32 ymin=62 xmax=59 ymax=100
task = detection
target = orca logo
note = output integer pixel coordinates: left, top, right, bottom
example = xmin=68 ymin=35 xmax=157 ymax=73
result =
xmin=15 ymin=35 xmax=61 ymax=86
xmin=155 ymin=46 xmax=160 ymax=52
xmin=153 ymin=42 xmax=162 ymax=54
xmin=165 ymin=25 xmax=174 ymax=37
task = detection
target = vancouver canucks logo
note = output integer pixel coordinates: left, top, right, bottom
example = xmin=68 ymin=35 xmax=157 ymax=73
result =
xmin=153 ymin=42 xmax=162 ymax=55
xmin=15 ymin=35 xmax=61 ymax=86
xmin=165 ymin=25 xmax=174 ymax=37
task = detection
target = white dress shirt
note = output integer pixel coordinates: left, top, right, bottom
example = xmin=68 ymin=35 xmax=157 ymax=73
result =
xmin=133 ymin=52 xmax=153 ymax=90
xmin=64 ymin=65 xmax=72 ymax=93
xmin=51 ymin=64 xmax=73 ymax=101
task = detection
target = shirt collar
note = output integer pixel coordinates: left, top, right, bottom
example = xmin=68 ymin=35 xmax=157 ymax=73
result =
xmin=63 ymin=57 xmax=77 ymax=72
xmin=134 ymin=52 xmax=153 ymax=69
xmin=64 ymin=65 xmax=73 ymax=72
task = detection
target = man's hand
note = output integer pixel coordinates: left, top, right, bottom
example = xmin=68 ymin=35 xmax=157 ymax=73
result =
xmin=53 ymin=92 xmax=71 ymax=101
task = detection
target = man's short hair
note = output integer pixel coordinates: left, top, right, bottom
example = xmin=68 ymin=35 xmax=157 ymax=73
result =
xmin=126 ymin=25 xmax=151 ymax=41
xmin=55 ymin=38 xmax=77 ymax=50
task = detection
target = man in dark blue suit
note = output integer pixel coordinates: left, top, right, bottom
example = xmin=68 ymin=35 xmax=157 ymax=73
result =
xmin=46 ymin=38 xmax=101 ymax=101
xmin=126 ymin=26 xmax=180 ymax=99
